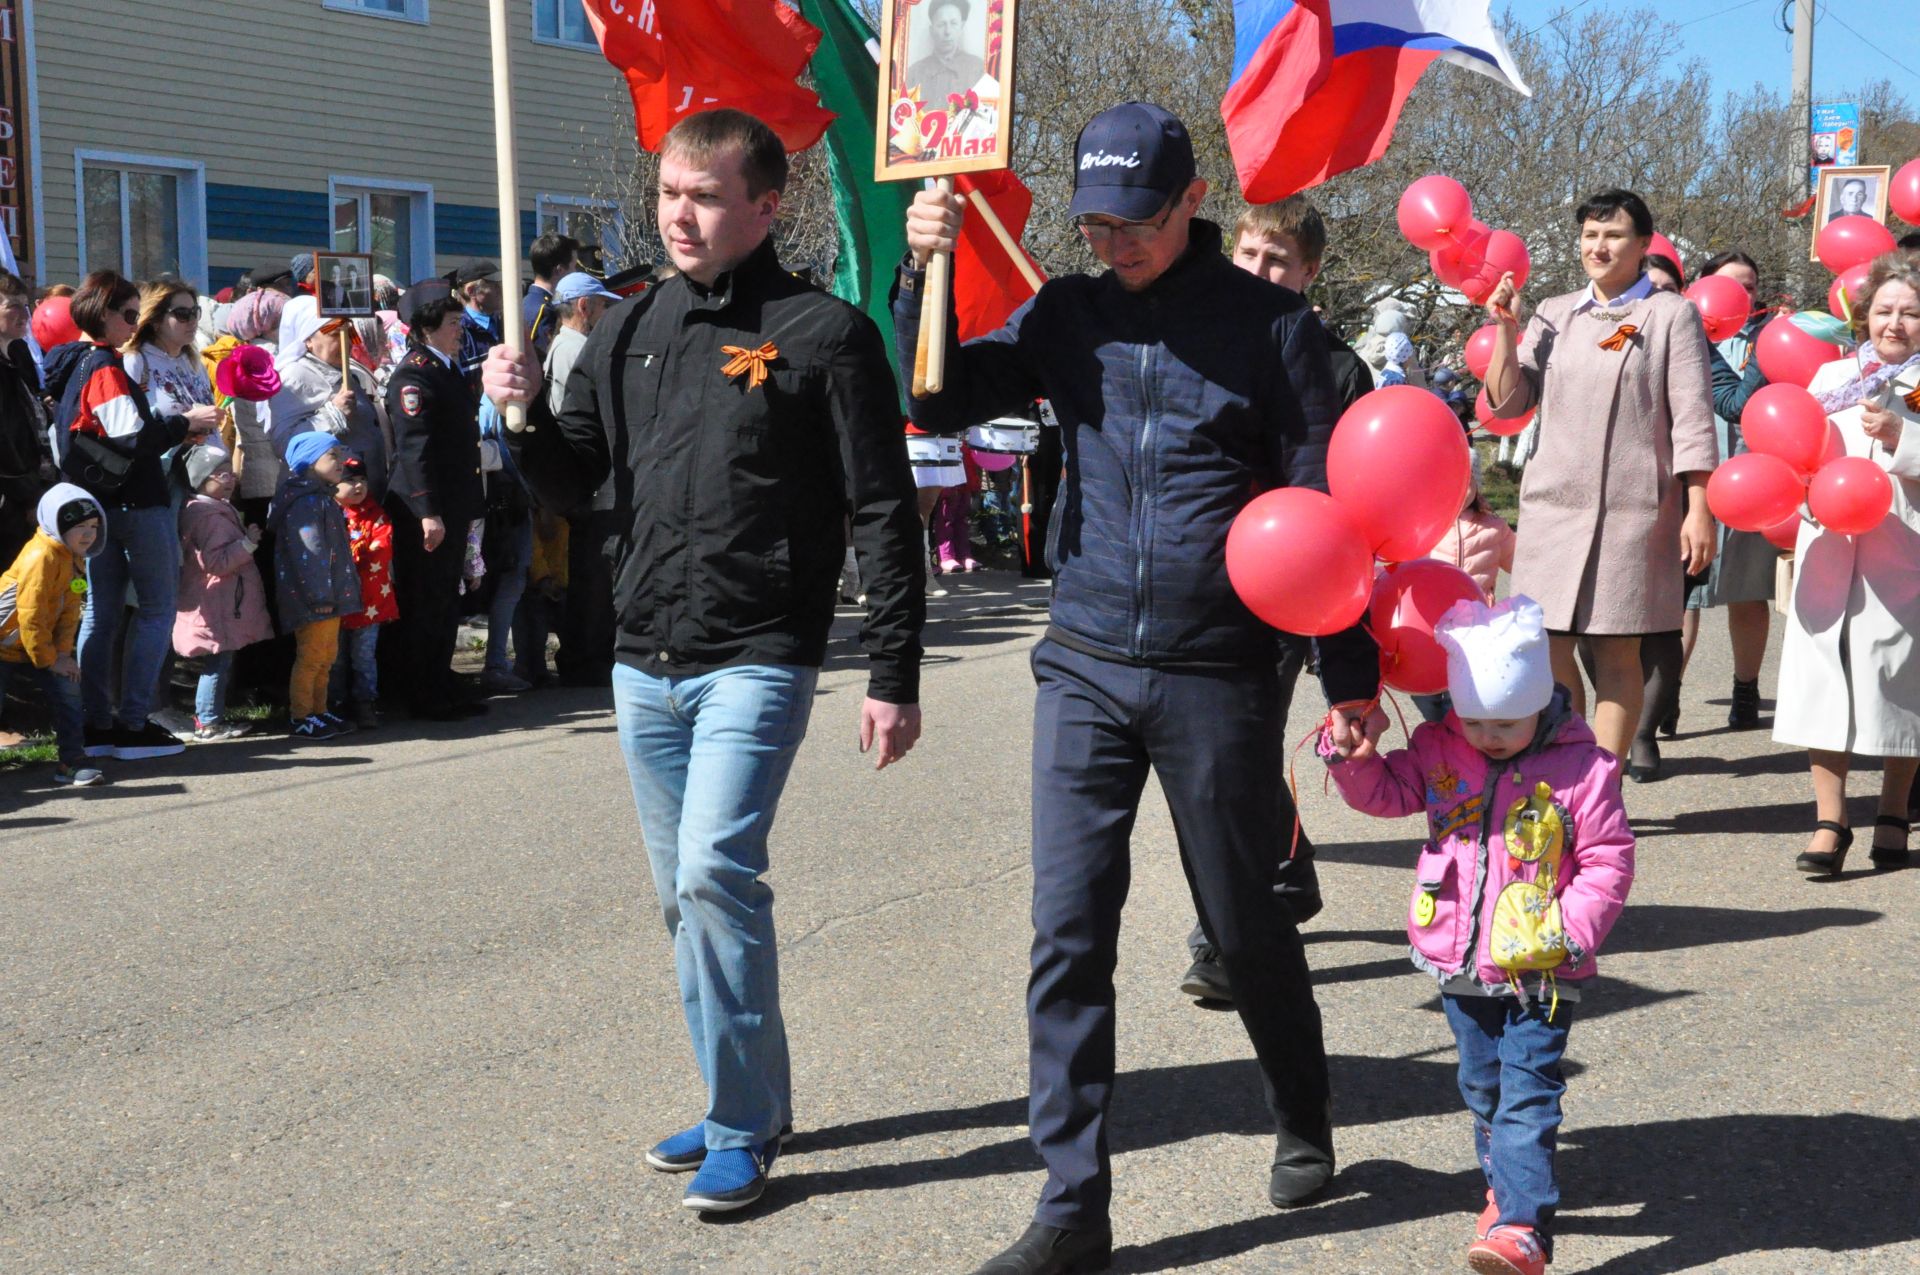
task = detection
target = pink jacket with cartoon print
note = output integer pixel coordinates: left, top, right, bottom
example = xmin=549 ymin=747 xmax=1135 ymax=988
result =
xmin=1325 ymin=688 xmax=1634 ymax=990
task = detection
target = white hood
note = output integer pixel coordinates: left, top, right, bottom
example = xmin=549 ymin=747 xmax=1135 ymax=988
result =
xmin=36 ymin=481 xmax=106 ymax=556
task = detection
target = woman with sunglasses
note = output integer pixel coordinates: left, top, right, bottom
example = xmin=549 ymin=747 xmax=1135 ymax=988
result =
xmin=122 ymin=282 xmax=216 ymax=429
xmin=57 ymin=271 xmax=218 ymax=760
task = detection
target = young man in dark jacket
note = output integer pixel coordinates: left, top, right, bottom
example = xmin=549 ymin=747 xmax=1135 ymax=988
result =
xmin=482 ymin=109 xmax=925 ymax=1217
xmin=897 ymin=103 xmax=1382 ymax=1275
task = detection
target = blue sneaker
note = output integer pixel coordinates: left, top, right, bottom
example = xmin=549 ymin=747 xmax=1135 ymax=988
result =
xmin=682 ymin=1140 xmax=779 ymax=1213
xmin=646 ymin=1121 xmax=795 ymax=1173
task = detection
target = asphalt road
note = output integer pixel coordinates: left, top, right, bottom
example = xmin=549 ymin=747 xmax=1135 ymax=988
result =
xmin=4 ymin=572 xmax=1917 ymax=1274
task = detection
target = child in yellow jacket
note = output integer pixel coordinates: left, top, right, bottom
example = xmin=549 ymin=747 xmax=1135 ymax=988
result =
xmin=0 ymin=483 xmax=107 ymax=786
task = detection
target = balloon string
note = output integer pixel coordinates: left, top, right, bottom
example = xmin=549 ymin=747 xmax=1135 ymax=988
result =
xmin=1282 ymin=622 xmax=1411 ymax=861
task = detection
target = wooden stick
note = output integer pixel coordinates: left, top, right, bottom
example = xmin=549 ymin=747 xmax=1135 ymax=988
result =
xmin=913 ymin=177 xmax=955 ymax=397
xmin=339 ymin=328 xmax=351 ymax=382
xmin=487 ymin=0 xmax=529 ymax=432
xmin=963 ymin=185 xmax=1044 ymax=294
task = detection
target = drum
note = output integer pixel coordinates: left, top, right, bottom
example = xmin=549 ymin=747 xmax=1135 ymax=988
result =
xmin=906 ymin=433 xmax=965 ymax=488
xmin=965 ymin=417 xmax=1040 ymax=455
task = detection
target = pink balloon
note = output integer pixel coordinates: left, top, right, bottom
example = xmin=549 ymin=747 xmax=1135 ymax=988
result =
xmin=1398 ymin=176 xmax=1474 ymax=251
xmin=1828 ymin=263 xmax=1873 ymax=323
xmin=1808 ymin=457 xmax=1893 ymax=535
xmin=1740 ymin=384 xmax=1830 ymax=476
xmin=1226 ymin=488 xmax=1374 ymax=636
xmin=30 ymin=297 xmax=81 ymax=350
xmin=1816 ymin=215 xmax=1897 ymax=275
xmin=1893 ymin=158 xmax=1920 ymax=226
xmin=1686 ymin=275 xmax=1751 ymax=343
xmin=1472 ymin=388 xmax=1534 ymax=437
xmin=1648 ymin=233 xmax=1686 ymax=282
xmin=1433 ymin=221 xmax=1492 ymax=281
xmin=1822 ymin=420 xmax=1848 ymax=467
xmin=1761 ymin=514 xmax=1802 ymax=551
xmin=1755 ymin=315 xmax=1844 ymax=390
xmin=1369 ymin=559 xmax=1486 ymax=694
xmin=1328 ymin=387 xmax=1473 ymax=561
xmin=1480 ymin=230 xmax=1531 ymax=294
xmin=1707 ymin=453 xmax=1806 ymax=532
xmin=1464 ymin=324 xmax=1499 ymax=380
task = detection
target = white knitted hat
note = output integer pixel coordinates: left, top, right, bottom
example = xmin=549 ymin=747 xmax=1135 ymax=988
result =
xmin=1436 ymin=595 xmax=1553 ymax=720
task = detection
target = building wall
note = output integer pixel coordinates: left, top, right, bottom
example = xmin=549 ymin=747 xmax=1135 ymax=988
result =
xmin=30 ymin=0 xmax=628 ymax=288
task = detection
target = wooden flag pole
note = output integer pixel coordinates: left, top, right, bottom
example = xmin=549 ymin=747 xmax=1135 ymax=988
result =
xmin=913 ymin=177 xmax=955 ymax=397
xmin=339 ymin=328 xmax=352 ymax=383
xmin=487 ymin=0 xmax=529 ymax=432
xmin=962 ymin=184 xmax=1045 ymax=294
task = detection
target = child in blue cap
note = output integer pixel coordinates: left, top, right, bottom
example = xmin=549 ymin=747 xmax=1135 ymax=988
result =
xmin=271 ymin=431 xmax=362 ymax=740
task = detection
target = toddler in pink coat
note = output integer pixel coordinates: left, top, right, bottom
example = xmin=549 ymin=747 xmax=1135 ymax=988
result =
xmin=1322 ymin=595 xmax=1633 ymax=1275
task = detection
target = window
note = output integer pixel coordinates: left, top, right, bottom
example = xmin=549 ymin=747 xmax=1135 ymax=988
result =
xmin=75 ymin=152 xmax=206 ymax=285
xmin=537 ymin=194 xmax=622 ymax=262
xmin=324 ymin=0 xmax=428 ymax=22
xmin=331 ymin=179 xmax=434 ymax=283
xmin=533 ymin=0 xmax=594 ymax=48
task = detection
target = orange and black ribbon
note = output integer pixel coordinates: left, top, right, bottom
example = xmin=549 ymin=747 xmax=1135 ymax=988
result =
xmin=1904 ymin=385 xmax=1920 ymax=413
xmin=1598 ymin=323 xmax=1638 ymax=352
xmin=720 ymin=342 xmax=778 ymax=391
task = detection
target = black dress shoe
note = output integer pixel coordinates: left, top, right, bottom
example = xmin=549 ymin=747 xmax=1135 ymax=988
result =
xmin=1795 ymin=820 xmax=1853 ymax=875
xmin=970 ymin=1224 xmax=1112 ymax=1275
xmin=1869 ymin=813 xmax=1911 ymax=870
xmin=1269 ymin=1129 xmax=1335 ymax=1207
xmin=1626 ymin=737 xmax=1661 ymax=783
xmin=1728 ymin=678 xmax=1762 ymax=730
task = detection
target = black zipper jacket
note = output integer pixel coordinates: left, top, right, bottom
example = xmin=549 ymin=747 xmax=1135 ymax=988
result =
xmin=508 ymin=236 xmax=925 ymax=703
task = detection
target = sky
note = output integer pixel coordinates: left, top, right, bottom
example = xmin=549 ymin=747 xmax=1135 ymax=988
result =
xmin=1521 ymin=1 xmax=1920 ymax=104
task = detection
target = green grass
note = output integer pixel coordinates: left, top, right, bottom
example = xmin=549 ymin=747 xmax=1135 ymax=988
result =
xmin=0 ymin=736 xmax=57 ymax=768
xmin=1478 ymin=440 xmax=1521 ymax=525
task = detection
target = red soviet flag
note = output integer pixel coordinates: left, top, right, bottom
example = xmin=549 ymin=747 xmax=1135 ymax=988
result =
xmin=952 ymin=170 xmax=1045 ymax=341
xmin=583 ymin=0 xmax=834 ymax=153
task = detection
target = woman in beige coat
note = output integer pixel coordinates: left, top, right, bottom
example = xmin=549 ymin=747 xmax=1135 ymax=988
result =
xmin=1778 ymin=252 xmax=1920 ymax=876
xmin=1483 ymin=189 xmax=1720 ymax=765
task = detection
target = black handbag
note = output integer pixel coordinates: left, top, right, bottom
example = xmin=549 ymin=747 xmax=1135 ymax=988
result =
xmin=66 ymin=428 xmax=136 ymax=497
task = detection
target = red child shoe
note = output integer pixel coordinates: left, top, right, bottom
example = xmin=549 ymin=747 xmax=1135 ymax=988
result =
xmin=1476 ymin=1187 xmax=1499 ymax=1240
xmin=1468 ymin=1224 xmax=1546 ymax=1275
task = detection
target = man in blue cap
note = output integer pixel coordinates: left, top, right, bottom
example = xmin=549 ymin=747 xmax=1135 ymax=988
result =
xmin=896 ymin=102 xmax=1382 ymax=1274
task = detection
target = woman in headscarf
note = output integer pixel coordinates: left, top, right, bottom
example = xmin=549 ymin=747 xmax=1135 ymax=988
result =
xmin=1777 ymin=252 xmax=1920 ymax=875
xmin=267 ymin=294 xmax=390 ymax=497
xmin=225 ymin=288 xmax=288 ymax=519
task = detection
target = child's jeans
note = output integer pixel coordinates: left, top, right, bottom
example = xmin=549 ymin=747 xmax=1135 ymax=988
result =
xmin=331 ymin=624 xmax=381 ymax=706
xmin=195 ymin=651 xmax=236 ymax=724
xmin=290 ymin=618 xmax=341 ymax=720
xmin=0 ymin=659 xmax=86 ymax=765
xmin=1442 ymin=994 xmax=1573 ymax=1258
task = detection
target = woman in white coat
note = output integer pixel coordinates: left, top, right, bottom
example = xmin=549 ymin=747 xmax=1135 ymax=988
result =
xmin=1778 ymin=253 xmax=1920 ymax=874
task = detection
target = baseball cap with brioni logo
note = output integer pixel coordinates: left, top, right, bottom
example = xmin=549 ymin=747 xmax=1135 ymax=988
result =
xmin=1067 ymin=102 xmax=1197 ymax=224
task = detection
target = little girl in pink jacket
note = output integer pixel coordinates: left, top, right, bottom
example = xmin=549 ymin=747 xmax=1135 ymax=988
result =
xmin=1322 ymin=595 xmax=1632 ymax=1275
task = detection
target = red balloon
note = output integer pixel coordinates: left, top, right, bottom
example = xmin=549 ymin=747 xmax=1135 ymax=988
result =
xmin=1398 ymin=176 xmax=1474 ymax=251
xmin=1707 ymin=453 xmax=1806 ymax=532
xmin=1648 ymin=233 xmax=1686 ymax=282
xmin=1816 ymin=215 xmax=1898 ymax=275
xmin=1686 ymin=275 xmax=1751 ymax=343
xmin=1226 ymin=488 xmax=1374 ymax=637
xmin=1740 ymin=384 xmax=1831 ymax=476
xmin=1369 ymin=559 xmax=1486 ymax=694
xmin=1893 ymin=158 xmax=1920 ymax=227
xmin=30 ymin=296 xmax=80 ymax=350
xmin=1480 ymin=229 xmax=1531 ymax=294
xmin=1808 ymin=457 xmax=1893 ymax=535
xmin=1821 ymin=420 xmax=1848 ymax=467
xmin=1464 ymin=324 xmax=1499 ymax=380
xmin=1472 ymin=388 xmax=1535 ymax=437
xmin=1432 ymin=221 xmax=1493 ymax=283
xmin=1328 ymin=386 xmax=1473 ymax=561
xmin=1761 ymin=514 xmax=1802 ymax=551
xmin=1828 ymin=263 xmax=1873 ymax=322
xmin=1755 ymin=315 xmax=1844 ymax=390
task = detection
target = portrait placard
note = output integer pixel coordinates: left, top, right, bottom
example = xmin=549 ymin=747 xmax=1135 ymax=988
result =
xmin=1810 ymin=165 xmax=1892 ymax=260
xmin=314 ymin=251 xmax=376 ymax=319
xmin=874 ymin=0 xmax=1018 ymax=183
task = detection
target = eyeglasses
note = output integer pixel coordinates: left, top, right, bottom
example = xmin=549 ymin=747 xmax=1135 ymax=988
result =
xmin=1073 ymin=200 xmax=1177 ymax=245
xmin=166 ymin=305 xmax=201 ymax=323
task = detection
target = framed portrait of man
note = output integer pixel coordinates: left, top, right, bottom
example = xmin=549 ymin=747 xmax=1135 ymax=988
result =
xmin=314 ymin=250 xmax=376 ymax=318
xmin=875 ymin=0 xmax=1018 ymax=182
xmin=1810 ymin=165 xmax=1891 ymax=257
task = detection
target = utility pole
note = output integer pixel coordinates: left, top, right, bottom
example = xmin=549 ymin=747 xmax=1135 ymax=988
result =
xmin=1791 ymin=0 xmax=1815 ymax=199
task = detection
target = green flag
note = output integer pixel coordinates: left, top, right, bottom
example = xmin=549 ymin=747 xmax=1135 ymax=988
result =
xmin=800 ymin=0 xmax=913 ymax=347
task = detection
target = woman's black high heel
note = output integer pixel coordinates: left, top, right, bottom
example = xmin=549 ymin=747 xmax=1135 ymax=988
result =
xmin=1869 ymin=814 xmax=1911 ymax=871
xmin=1796 ymin=820 xmax=1853 ymax=875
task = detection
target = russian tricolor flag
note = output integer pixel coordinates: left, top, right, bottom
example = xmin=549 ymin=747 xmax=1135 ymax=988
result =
xmin=1223 ymin=0 xmax=1530 ymax=202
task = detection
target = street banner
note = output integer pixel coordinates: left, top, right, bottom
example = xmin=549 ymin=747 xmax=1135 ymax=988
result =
xmin=1810 ymin=102 xmax=1860 ymax=187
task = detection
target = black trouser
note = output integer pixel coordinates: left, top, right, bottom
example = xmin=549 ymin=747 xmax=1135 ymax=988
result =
xmin=556 ymin=508 xmax=618 ymax=684
xmin=1184 ymin=637 xmax=1312 ymax=956
xmin=1028 ymin=637 xmax=1332 ymax=1231
xmin=387 ymin=502 xmax=467 ymax=711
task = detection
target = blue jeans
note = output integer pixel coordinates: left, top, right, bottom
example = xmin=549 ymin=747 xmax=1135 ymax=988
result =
xmin=486 ymin=518 xmax=531 ymax=674
xmin=0 ymin=659 xmax=86 ymax=764
xmin=1443 ymin=994 xmax=1574 ymax=1256
xmin=611 ymin=659 xmax=818 ymax=1152
xmin=330 ymin=624 xmax=381 ymax=705
xmin=195 ymin=651 xmax=235 ymax=724
xmin=78 ymin=504 xmax=179 ymax=729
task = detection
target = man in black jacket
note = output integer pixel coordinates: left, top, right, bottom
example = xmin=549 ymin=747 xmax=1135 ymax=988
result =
xmin=482 ymin=109 xmax=925 ymax=1216
xmin=897 ymin=103 xmax=1383 ymax=1275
